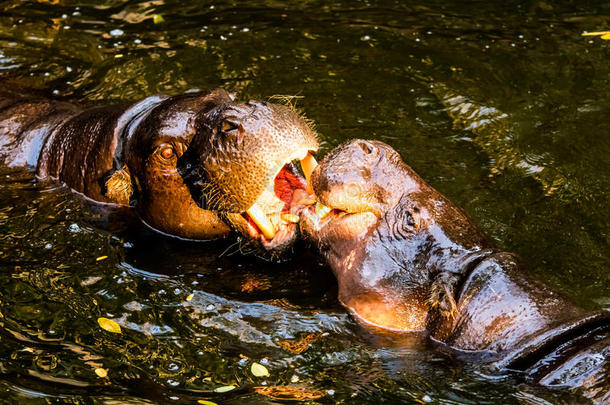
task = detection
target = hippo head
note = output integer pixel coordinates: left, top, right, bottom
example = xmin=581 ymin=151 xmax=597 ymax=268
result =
xmin=300 ymin=139 xmax=489 ymax=331
xmin=106 ymin=90 xmax=318 ymax=256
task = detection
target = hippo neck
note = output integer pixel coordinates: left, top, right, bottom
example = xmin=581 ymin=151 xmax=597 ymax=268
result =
xmin=36 ymin=95 xmax=167 ymax=202
xmin=0 ymin=93 xmax=79 ymax=169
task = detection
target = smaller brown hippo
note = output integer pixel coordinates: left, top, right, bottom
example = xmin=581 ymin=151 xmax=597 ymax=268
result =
xmin=0 ymin=83 xmax=319 ymax=256
xmin=300 ymin=139 xmax=609 ymax=401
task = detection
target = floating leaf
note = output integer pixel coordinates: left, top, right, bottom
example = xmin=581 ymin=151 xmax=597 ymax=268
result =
xmin=97 ymin=317 xmax=121 ymax=334
xmin=240 ymin=275 xmax=270 ymax=293
xmin=96 ymin=255 xmax=108 ymax=261
xmin=197 ymin=401 xmax=217 ymax=405
xmin=303 ymin=32 xmax=318 ymax=40
xmin=254 ymin=386 xmax=325 ymax=401
xmin=581 ymin=31 xmax=610 ymax=40
xmin=94 ymin=368 xmax=108 ymax=378
xmin=278 ymin=333 xmax=322 ymax=354
xmin=214 ymin=385 xmax=236 ymax=393
xmin=153 ymin=14 xmax=165 ymax=24
xmin=186 ymin=293 xmax=194 ymax=301
xmin=581 ymin=31 xmax=610 ymax=36
xmin=251 ymin=362 xmax=270 ymax=377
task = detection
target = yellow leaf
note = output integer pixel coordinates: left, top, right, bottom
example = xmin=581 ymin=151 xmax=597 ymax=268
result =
xmin=186 ymin=293 xmax=194 ymax=301
xmin=214 ymin=385 xmax=236 ymax=393
xmin=98 ymin=317 xmax=122 ymax=334
xmin=96 ymin=256 xmax=108 ymax=261
xmin=251 ymin=362 xmax=270 ymax=377
xmin=197 ymin=401 xmax=217 ymax=405
xmin=254 ymin=386 xmax=325 ymax=401
xmin=581 ymin=31 xmax=610 ymax=36
xmin=94 ymin=368 xmax=108 ymax=378
xmin=602 ymin=33 xmax=610 ymax=40
xmin=277 ymin=333 xmax=322 ymax=354
xmin=153 ymin=14 xmax=165 ymax=24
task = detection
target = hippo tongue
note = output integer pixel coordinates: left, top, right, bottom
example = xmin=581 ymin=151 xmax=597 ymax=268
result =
xmin=274 ymin=163 xmax=307 ymax=205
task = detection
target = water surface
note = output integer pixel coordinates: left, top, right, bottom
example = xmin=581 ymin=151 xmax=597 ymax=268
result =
xmin=0 ymin=0 xmax=609 ymax=403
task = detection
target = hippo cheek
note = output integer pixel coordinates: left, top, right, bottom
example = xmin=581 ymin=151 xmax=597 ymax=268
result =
xmin=136 ymin=168 xmax=231 ymax=240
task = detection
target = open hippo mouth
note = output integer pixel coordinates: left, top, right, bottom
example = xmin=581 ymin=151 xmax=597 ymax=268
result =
xmin=225 ymin=150 xmax=322 ymax=253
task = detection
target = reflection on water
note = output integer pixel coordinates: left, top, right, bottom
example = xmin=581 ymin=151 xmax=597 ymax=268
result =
xmin=0 ymin=0 xmax=608 ymax=403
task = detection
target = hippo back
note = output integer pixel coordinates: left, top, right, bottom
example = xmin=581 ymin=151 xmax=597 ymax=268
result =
xmin=0 ymin=86 xmax=79 ymax=168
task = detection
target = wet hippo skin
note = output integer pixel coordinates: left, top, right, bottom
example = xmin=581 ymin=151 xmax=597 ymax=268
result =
xmin=0 ymin=84 xmax=319 ymax=256
xmin=301 ymin=139 xmax=609 ymax=401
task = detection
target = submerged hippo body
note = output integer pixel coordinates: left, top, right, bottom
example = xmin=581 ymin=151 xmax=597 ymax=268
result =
xmin=301 ymin=140 xmax=609 ymax=400
xmin=0 ymin=84 xmax=319 ymax=255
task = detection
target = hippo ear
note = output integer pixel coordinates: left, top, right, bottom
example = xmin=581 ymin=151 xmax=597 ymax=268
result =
xmin=105 ymin=165 xmax=134 ymax=206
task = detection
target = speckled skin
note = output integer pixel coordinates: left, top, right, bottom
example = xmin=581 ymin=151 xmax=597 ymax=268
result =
xmin=0 ymin=86 xmax=318 ymax=246
xmin=301 ymin=140 xmax=609 ymax=399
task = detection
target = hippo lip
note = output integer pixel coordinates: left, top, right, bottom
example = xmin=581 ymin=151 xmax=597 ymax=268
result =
xmin=299 ymin=181 xmax=381 ymax=237
xmin=300 ymin=198 xmax=377 ymax=233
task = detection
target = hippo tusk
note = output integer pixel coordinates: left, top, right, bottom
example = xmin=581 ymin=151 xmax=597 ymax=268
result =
xmin=301 ymin=152 xmax=318 ymax=194
xmin=315 ymin=202 xmax=332 ymax=219
xmin=297 ymin=197 xmax=316 ymax=205
xmin=246 ymin=204 xmax=276 ymax=239
xmin=281 ymin=213 xmax=300 ymax=223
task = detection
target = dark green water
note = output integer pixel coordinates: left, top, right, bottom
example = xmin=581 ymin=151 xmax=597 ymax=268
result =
xmin=0 ymin=0 xmax=609 ymax=403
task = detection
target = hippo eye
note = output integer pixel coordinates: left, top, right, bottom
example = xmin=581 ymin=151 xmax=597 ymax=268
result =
xmin=160 ymin=146 xmax=174 ymax=160
xmin=220 ymin=120 xmax=239 ymax=133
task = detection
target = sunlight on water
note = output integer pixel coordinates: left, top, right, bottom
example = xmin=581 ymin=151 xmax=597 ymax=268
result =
xmin=0 ymin=0 xmax=608 ymax=403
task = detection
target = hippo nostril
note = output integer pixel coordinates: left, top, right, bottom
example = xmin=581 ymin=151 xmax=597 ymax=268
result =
xmin=358 ymin=140 xmax=376 ymax=155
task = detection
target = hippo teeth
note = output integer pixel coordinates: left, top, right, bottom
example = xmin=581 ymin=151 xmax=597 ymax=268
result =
xmin=315 ymin=202 xmax=332 ymax=219
xmin=297 ymin=197 xmax=316 ymax=205
xmin=300 ymin=152 xmax=318 ymax=194
xmin=246 ymin=204 xmax=276 ymax=239
xmin=281 ymin=213 xmax=300 ymax=223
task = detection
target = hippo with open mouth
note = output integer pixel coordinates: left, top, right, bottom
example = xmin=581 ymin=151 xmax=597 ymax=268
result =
xmin=0 ymin=84 xmax=320 ymax=256
xmin=300 ymin=139 xmax=609 ymax=400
